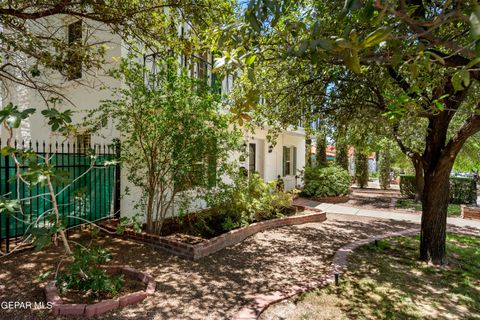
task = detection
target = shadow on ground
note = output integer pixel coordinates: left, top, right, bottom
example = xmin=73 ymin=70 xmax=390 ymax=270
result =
xmin=0 ymin=214 xmax=417 ymax=320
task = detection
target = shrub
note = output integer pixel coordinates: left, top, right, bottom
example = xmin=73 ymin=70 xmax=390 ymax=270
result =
xmin=400 ymin=175 xmax=477 ymax=204
xmin=354 ymin=152 xmax=369 ymax=188
xmin=300 ymin=165 xmax=351 ymax=197
xmin=204 ymin=173 xmax=293 ymax=234
xmin=56 ymin=246 xmax=124 ymax=298
xmin=399 ymin=175 xmax=417 ymax=198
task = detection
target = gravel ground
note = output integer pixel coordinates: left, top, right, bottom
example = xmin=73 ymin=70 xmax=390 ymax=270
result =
xmin=0 ymin=213 xmax=417 ymax=320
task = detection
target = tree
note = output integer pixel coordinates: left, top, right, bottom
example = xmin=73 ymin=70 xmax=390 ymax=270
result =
xmin=90 ymin=57 xmax=239 ymax=234
xmin=354 ymin=151 xmax=369 ymax=188
xmin=213 ymin=1 xmax=480 ymax=264
xmin=378 ymin=139 xmax=393 ymax=190
xmin=316 ymin=129 xmax=328 ymax=166
xmin=335 ymin=126 xmax=349 ymax=170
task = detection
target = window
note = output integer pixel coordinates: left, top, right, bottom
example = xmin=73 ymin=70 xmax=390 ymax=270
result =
xmin=248 ymin=143 xmax=256 ymax=174
xmin=196 ymin=52 xmax=209 ymax=82
xmin=76 ymin=133 xmax=91 ymax=154
xmin=283 ymin=146 xmax=297 ymax=177
xmin=66 ymin=20 xmax=82 ymax=80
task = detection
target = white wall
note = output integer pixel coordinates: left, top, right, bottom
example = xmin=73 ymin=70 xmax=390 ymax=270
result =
xmin=243 ymin=127 xmax=306 ymax=191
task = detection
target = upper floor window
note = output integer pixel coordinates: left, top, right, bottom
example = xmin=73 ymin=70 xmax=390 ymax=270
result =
xmin=66 ymin=20 xmax=82 ymax=80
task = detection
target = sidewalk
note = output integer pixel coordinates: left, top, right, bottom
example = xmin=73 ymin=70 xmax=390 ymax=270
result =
xmin=294 ymin=198 xmax=480 ymax=230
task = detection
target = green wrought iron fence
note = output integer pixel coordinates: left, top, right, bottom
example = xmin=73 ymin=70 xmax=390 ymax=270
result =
xmin=0 ymin=140 xmax=120 ymax=253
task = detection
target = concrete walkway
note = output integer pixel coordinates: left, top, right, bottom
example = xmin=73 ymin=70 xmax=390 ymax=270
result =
xmin=294 ymin=198 xmax=480 ymax=230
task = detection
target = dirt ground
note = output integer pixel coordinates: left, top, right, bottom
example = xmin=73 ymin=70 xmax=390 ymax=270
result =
xmin=345 ymin=187 xmax=401 ymax=210
xmin=0 ymin=213 xmax=416 ymax=320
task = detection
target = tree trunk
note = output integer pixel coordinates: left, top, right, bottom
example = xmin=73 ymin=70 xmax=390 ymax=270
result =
xmin=420 ymin=168 xmax=450 ymax=264
xmin=145 ymin=189 xmax=155 ymax=233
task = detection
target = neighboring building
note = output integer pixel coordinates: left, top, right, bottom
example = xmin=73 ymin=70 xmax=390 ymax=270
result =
xmin=0 ymin=18 xmax=306 ymax=219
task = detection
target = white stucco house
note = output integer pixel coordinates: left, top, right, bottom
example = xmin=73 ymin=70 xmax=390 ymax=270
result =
xmin=0 ymin=18 xmax=306 ymax=219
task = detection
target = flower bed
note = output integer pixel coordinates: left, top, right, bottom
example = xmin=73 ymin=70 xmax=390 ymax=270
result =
xmin=101 ymin=205 xmax=326 ymax=260
xmin=45 ymin=266 xmax=156 ymax=317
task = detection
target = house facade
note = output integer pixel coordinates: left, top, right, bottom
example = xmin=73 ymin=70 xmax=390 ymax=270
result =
xmin=0 ymin=18 xmax=306 ymax=219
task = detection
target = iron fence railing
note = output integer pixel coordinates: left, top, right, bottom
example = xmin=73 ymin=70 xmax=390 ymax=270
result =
xmin=0 ymin=139 xmax=120 ymax=253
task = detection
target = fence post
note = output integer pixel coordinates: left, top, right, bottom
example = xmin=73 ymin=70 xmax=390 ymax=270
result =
xmin=4 ymin=151 xmax=10 ymax=253
xmin=114 ymin=139 xmax=121 ymax=219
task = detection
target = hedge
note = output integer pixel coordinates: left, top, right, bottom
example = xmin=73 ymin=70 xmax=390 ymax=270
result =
xmin=400 ymin=175 xmax=477 ymax=204
xmin=300 ymin=165 xmax=351 ymax=197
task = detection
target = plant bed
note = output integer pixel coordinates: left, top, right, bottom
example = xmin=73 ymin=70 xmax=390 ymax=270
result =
xmin=146 ymin=205 xmax=299 ymax=240
xmin=45 ymin=266 xmax=156 ymax=318
xmin=461 ymin=205 xmax=480 ymax=220
xmin=101 ymin=206 xmax=326 ymax=260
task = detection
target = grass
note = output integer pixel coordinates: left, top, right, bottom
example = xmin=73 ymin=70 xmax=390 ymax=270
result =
xmin=396 ymin=198 xmax=462 ymax=216
xmin=284 ymin=233 xmax=480 ymax=320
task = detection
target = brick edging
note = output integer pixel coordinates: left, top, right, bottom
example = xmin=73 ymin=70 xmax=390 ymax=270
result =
xmin=311 ymin=195 xmax=350 ymax=203
xmin=461 ymin=205 xmax=480 ymax=220
xmin=233 ymin=228 xmax=419 ymax=320
xmin=44 ymin=266 xmax=156 ymax=318
xmin=102 ymin=206 xmax=326 ymax=260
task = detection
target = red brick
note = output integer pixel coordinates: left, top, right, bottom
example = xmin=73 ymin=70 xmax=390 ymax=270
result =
xmin=84 ymin=299 xmax=119 ymax=318
xmin=118 ymin=291 xmax=147 ymax=308
xmin=137 ymin=272 xmax=154 ymax=284
xmin=121 ymin=266 xmax=140 ymax=278
xmin=146 ymin=281 xmax=156 ymax=294
xmin=54 ymin=303 xmax=86 ymax=316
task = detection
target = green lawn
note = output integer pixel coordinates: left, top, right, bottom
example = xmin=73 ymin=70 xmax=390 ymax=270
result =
xmin=285 ymin=234 xmax=480 ymax=320
xmin=396 ymin=198 xmax=462 ymax=216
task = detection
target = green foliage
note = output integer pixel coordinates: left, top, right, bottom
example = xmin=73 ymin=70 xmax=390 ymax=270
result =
xmin=91 ymin=56 xmax=240 ymax=234
xmin=204 ymin=173 xmax=293 ymax=235
xmin=56 ymin=246 xmax=124 ymax=298
xmin=354 ymin=152 xmax=369 ymax=188
xmin=0 ymin=103 xmax=35 ymax=129
xmin=316 ymin=131 xmax=328 ymax=166
xmin=400 ymin=175 xmax=477 ymax=204
xmin=300 ymin=165 xmax=351 ymax=197
xmin=378 ymin=139 xmax=393 ymax=190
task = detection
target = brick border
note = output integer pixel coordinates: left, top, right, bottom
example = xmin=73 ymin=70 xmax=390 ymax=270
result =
xmin=311 ymin=195 xmax=350 ymax=203
xmin=233 ymin=228 xmax=419 ymax=320
xmin=45 ymin=266 xmax=156 ymax=318
xmin=101 ymin=205 xmax=326 ymax=260
xmin=461 ymin=205 xmax=480 ymax=220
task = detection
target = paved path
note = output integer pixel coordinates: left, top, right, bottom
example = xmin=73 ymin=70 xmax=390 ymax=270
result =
xmin=294 ymin=198 xmax=480 ymax=230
